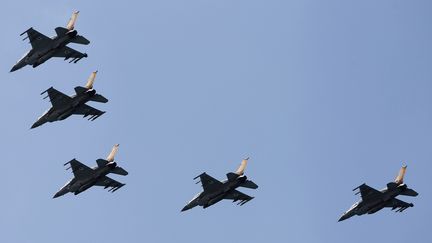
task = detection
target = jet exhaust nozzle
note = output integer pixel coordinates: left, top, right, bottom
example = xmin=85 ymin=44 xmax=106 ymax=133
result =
xmin=87 ymin=89 xmax=96 ymax=96
xmin=107 ymin=162 xmax=117 ymax=169
xmin=67 ymin=30 xmax=78 ymax=38
xmin=238 ymin=175 xmax=247 ymax=183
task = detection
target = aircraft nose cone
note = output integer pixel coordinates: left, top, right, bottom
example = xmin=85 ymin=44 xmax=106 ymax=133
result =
xmin=31 ymin=119 xmax=45 ymax=129
xmin=10 ymin=66 xmax=18 ymax=72
xmin=181 ymin=206 xmax=189 ymax=212
xmin=31 ymin=122 xmax=40 ymax=129
xmin=338 ymin=214 xmax=349 ymax=222
xmin=53 ymin=192 xmax=61 ymax=199
xmin=181 ymin=204 xmax=193 ymax=212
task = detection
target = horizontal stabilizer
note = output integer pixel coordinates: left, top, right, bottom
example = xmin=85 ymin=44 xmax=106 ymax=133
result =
xmin=90 ymin=94 xmax=108 ymax=103
xmin=399 ymin=188 xmax=419 ymax=197
xmin=74 ymin=86 xmax=87 ymax=94
xmin=240 ymin=180 xmax=258 ymax=189
xmin=387 ymin=182 xmax=398 ymax=190
xmin=71 ymin=35 xmax=90 ymax=45
xmin=226 ymin=172 xmax=239 ymax=182
xmin=111 ymin=167 xmax=128 ymax=176
xmin=55 ymin=27 xmax=68 ymax=37
xmin=96 ymin=159 xmax=108 ymax=168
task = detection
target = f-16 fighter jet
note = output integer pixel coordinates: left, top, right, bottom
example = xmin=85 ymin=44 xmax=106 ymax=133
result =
xmin=53 ymin=144 xmax=128 ymax=198
xmin=11 ymin=11 xmax=89 ymax=72
xmin=339 ymin=166 xmax=418 ymax=221
xmin=31 ymin=71 xmax=107 ymax=129
xmin=181 ymin=158 xmax=258 ymax=212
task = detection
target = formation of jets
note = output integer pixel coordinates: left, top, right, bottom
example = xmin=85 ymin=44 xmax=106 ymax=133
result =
xmin=10 ymin=11 xmax=420 ymax=222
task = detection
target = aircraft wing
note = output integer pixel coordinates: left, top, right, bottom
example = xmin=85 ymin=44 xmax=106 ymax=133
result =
xmin=94 ymin=176 xmax=125 ymax=192
xmin=52 ymin=46 xmax=87 ymax=59
xmin=42 ymin=87 xmax=72 ymax=109
xmin=21 ymin=28 xmax=53 ymax=50
xmin=224 ymin=189 xmax=254 ymax=205
xmin=197 ymin=173 xmax=224 ymax=193
xmin=356 ymin=184 xmax=382 ymax=201
xmin=66 ymin=159 xmax=95 ymax=180
xmin=73 ymin=104 xmax=105 ymax=120
xmin=384 ymin=198 xmax=413 ymax=212
xmin=224 ymin=189 xmax=253 ymax=201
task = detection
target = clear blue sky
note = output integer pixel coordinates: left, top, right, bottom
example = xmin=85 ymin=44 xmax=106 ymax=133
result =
xmin=1 ymin=0 xmax=431 ymax=242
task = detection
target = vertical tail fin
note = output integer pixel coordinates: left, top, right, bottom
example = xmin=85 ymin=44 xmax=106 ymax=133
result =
xmin=66 ymin=11 xmax=79 ymax=30
xmin=235 ymin=157 xmax=249 ymax=175
xmin=85 ymin=71 xmax=97 ymax=89
xmin=107 ymin=144 xmax=119 ymax=162
xmin=395 ymin=165 xmax=407 ymax=185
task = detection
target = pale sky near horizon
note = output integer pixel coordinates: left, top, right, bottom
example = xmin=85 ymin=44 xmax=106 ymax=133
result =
xmin=1 ymin=1 xmax=432 ymax=242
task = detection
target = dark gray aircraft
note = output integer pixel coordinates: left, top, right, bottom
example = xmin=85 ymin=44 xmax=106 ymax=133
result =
xmin=339 ymin=166 xmax=418 ymax=221
xmin=31 ymin=71 xmax=107 ymax=129
xmin=181 ymin=158 xmax=258 ymax=212
xmin=11 ymin=11 xmax=89 ymax=72
xmin=53 ymin=144 xmax=128 ymax=198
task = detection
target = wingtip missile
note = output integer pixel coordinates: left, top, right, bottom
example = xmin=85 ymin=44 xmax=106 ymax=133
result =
xmin=73 ymin=57 xmax=83 ymax=63
xmin=193 ymin=173 xmax=205 ymax=180
xmin=112 ymin=185 xmax=124 ymax=193
xmin=352 ymin=183 xmax=366 ymax=191
xmin=20 ymin=27 xmax=33 ymax=36
xmin=109 ymin=184 xmax=124 ymax=193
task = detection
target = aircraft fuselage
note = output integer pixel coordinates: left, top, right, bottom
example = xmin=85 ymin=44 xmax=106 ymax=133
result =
xmin=31 ymin=89 xmax=96 ymax=128
xmin=11 ymin=30 xmax=79 ymax=71
xmin=182 ymin=176 xmax=247 ymax=211
xmin=339 ymin=184 xmax=415 ymax=221
xmin=53 ymin=164 xmax=115 ymax=198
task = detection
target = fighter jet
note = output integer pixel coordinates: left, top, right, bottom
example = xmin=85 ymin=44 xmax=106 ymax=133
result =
xmin=31 ymin=71 xmax=107 ymax=129
xmin=181 ymin=158 xmax=258 ymax=212
xmin=339 ymin=166 xmax=418 ymax=221
xmin=11 ymin=11 xmax=89 ymax=72
xmin=53 ymin=144 xmax=128 ymax=198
